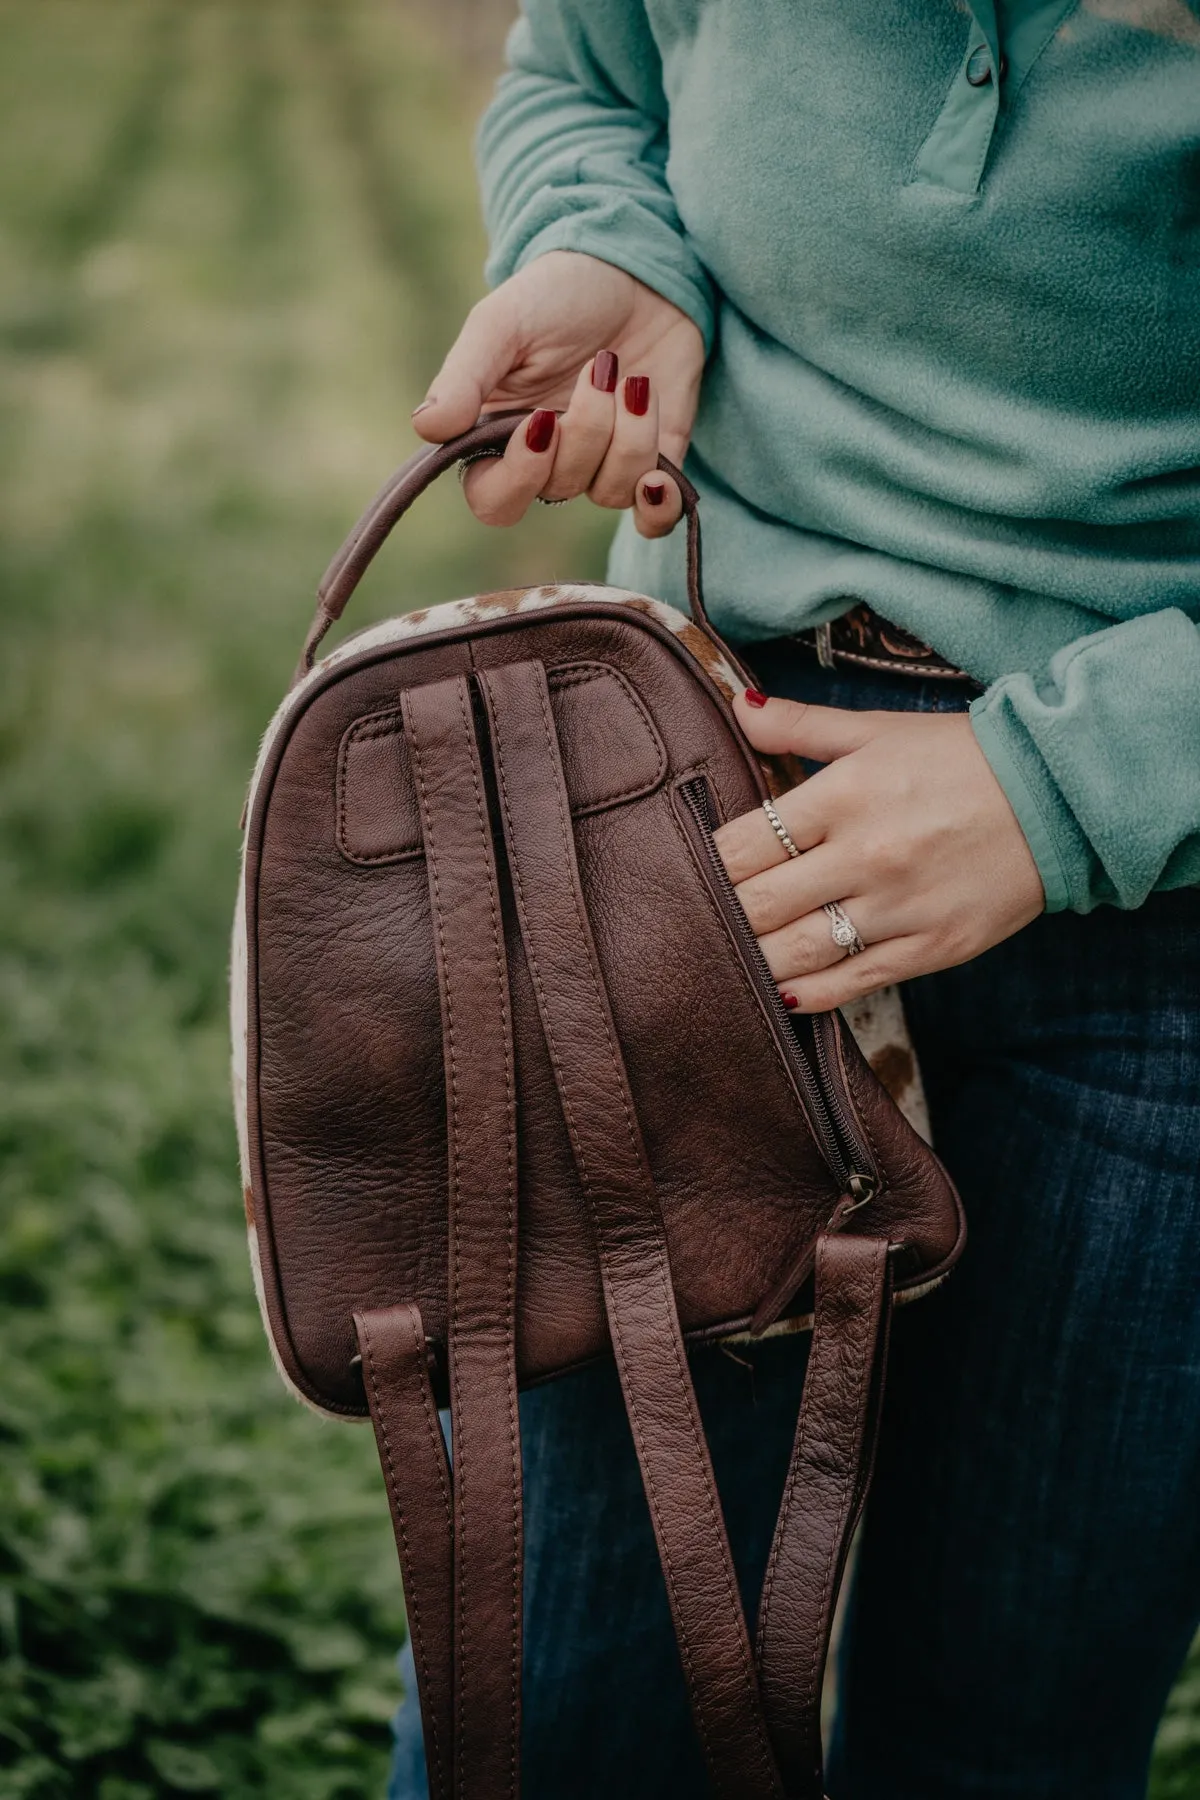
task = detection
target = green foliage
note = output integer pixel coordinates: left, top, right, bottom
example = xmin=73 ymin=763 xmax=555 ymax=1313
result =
xmin=1155 ymin=1658 xmax=1200 ymax=1800
xmin=0 ymin=3 xmax=605 ymax=1794
xmin=0 ymin=3 xmax=1195 ymax=1796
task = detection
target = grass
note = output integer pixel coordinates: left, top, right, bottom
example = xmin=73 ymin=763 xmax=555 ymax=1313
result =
xmin=0 ymin=3 xmax=1195 ymax=1795
xmin=0 ymin=4 xmax=606 ymax=1794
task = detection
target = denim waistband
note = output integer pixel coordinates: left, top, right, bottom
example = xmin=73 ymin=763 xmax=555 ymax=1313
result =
xmin=740 ymin=636 xmax=978 ymax=717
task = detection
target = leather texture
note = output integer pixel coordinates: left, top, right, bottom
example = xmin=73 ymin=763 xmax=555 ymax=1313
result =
xmin=353 ymin=1302 xmax=454 ymax=1800
xmin=337 ymin=661 xmax=667 ymax=865
xmin=756 ymin=1235 xmax=893 ymax=1795
xmin=483 ymin=658 xmax=782 ymax=1797
xmin=401 ymin=677 xmax=523 ymax=1800
xmin=239 ymin=419 xmax=965 ymax=1797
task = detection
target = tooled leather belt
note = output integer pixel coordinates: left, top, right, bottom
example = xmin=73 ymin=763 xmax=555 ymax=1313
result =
xmin=793 ymin=602 xmax=982 ymax=690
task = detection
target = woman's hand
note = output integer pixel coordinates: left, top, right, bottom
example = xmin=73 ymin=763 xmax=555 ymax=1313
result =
xmin=412 ymin=251 xmax=705 ymax=538
xmin=715 ymin=689 xmax=1045 ymax=1010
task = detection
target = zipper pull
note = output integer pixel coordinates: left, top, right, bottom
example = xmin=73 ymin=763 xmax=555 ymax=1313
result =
xmin=748 ymin=1174 xmax=877 ymax=1338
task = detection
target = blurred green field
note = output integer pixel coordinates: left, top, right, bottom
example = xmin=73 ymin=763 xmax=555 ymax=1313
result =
xmin=0 ymin=4 xmax=608 ymax=1794
xmin=0 ymin=3 xmax=1196 ymax=1796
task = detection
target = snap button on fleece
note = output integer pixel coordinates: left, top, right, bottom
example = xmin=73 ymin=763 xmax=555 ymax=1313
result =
xmin=966 ymin=45 xmax=994 ymax=85
xmin=966 ymin=45 xmax=1008 ymax=86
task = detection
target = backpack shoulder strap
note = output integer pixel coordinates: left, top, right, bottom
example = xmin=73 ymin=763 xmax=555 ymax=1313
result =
xmin=480 ymin=658 xmax=786 ymax=1800
xmin=481 ymin=658 xmax=896 ymax=1800
xmin=756 ymin=1233 xmax=894 ymax=1797
xmin=356 ymin=659 xmax=898 ymax=1800
xmin=358 ymin=673 xmax=524 ymax=1800
xmin=353 ymin=1300 xmax=455 ymax=1800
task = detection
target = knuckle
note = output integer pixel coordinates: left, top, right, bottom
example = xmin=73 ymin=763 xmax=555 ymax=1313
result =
xmin=469 ymin=491 xmax=505 ymax=526
xmin=860 ymin=953 xmax=899 ymax=990
xmin=781 ymin=925 xmax=824 ymax=974
xmin=589 ymin=483 xmax=632 ymax=511
xmin=734 ymin=871 xmax=776 ymax=930
xmin=471 ymin=486 xmax=520 ymax=528
xmin=737 ymin=889 xmax=769 ymax=934
xmin=714 ymin=838 xmax=753 ymax=887
xmin=466 ymin=291 xmax=500 ymax=327
xmin=863 ymin=832 xmax=906 ymax=881
xmin=937 ymin=924 xmax=974 ymax=967
xmin=781 ymin=703 xmax=812 ymax=749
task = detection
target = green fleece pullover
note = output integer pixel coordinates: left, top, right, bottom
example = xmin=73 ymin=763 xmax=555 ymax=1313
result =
xmin=476 ymin=0 xmax=1200 ymax=914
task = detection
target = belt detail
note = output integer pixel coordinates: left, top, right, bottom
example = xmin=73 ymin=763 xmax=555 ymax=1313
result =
xmin=796 ymin=604 xmax=980 ymax=687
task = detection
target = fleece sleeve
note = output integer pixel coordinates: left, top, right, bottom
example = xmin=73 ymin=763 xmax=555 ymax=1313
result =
xmin=970 ymin=607 xmax=1200 ymax=913
xmin=476 ymin=0 xmax=716 ymax=347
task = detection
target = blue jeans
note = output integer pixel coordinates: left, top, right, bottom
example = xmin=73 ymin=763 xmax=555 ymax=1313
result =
xmin=389 ymin=648 xmax=1200 ymax=1799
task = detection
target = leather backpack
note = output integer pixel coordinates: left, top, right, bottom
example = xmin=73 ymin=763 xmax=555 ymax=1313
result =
xmin=232 ymin=415 xmax=965 ymax=1800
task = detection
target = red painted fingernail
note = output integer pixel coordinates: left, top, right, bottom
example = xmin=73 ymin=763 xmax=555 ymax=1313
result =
xmin=642 ymin=479 xmax=666 ymax=506
xmin=412 ymin=397 xmax=434 ymax=417
xmin=526 ymin=409 xmax=557 ymax=453
xmin=592 ymin=350 xmax=619 ymax=393
xmin=624 ymin=375 xmax=650 ymax=416
xmin=782 ymin=992 xmax=800 ymax=1010
xmin=744 ymin=688 xmax=768 ymax=708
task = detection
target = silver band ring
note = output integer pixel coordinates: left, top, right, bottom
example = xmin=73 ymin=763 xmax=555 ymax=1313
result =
xmin=762 ymin=798 xmax=801 ymax=859
xmin=535 ymin=493 xmax=570 ymax=507
xmin=824 ymin=900 xmax=865 ymax=956
xmin=457 ymin=448 xmax=503 ymax=486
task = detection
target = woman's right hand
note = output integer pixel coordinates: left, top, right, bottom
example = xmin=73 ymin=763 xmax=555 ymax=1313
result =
xmin=412 ymin=250 xmax=706 ymax=539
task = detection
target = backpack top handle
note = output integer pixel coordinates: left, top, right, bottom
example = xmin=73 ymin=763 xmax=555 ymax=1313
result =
xmin=297 ymin=411 xmax=722 ymax=681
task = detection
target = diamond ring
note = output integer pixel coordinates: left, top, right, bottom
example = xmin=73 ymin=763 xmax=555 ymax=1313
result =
xmin=823 ymin=900 xmax=865 ymax=956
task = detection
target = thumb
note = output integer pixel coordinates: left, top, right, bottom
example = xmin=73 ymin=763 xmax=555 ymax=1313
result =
xmin=412 ymin=291 xmax=521 ymax=442
xmin=733 ymin=689 xmax=878 ymax=759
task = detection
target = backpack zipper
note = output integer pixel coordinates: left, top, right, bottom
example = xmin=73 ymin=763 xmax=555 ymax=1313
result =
xmin=679 ymin=775 xmax=877 ymax=1202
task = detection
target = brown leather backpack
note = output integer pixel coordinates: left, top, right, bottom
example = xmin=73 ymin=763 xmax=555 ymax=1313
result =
xmin=232 ymin=414 xmax=964 ymax=1800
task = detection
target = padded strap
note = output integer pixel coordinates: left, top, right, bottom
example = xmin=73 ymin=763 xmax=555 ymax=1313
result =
xmin=400 ymin=674 xmax=524 ymax=1800
xmin=479 ymin=658 xmax=786 ymax=1800
xmin=353 ymin=1303 xmax=454 ymax=1800
xmin=757 ymin=1234 xmax=894 ymax=1799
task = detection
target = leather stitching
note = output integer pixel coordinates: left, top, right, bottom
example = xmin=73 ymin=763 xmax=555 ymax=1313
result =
xmin=337 ymin=662 xmax=668 ymax=866
xmin=526 ymin=683 xmax=764 ymax=1761
xmin=487 ymin=683 xmax=720 ymax=1781
xmin=793 ymin=632 xmax=976 ymax=682
xmin=403 ymin=697 xmax=472 ymax=1770
xmin=795 ymin=1291 xmax=870 ymax=1701
xmin=843 ymin=1044 xmax=884 ymax=1178
xmin=408 ymin=679 xmax=522 ymax=1793
xmin=757 ymin=1245 xmax=883 ymax=1788
xmin=544 ymin=661 xmax=668 ymax=807
xmin=487 ymin=667 xmax=778 ymax=1797
xmin=358 ymin=1311 xmax=449 ymax=1795
xmin=454 ymin=677 xmax=522 ymax=1797
xmin=338 ymin=714 xmax=423 ymax=863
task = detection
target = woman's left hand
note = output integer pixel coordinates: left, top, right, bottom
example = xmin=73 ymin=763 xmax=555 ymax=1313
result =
xmin=714 ymin=689 xmax=1046 ymax=1011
